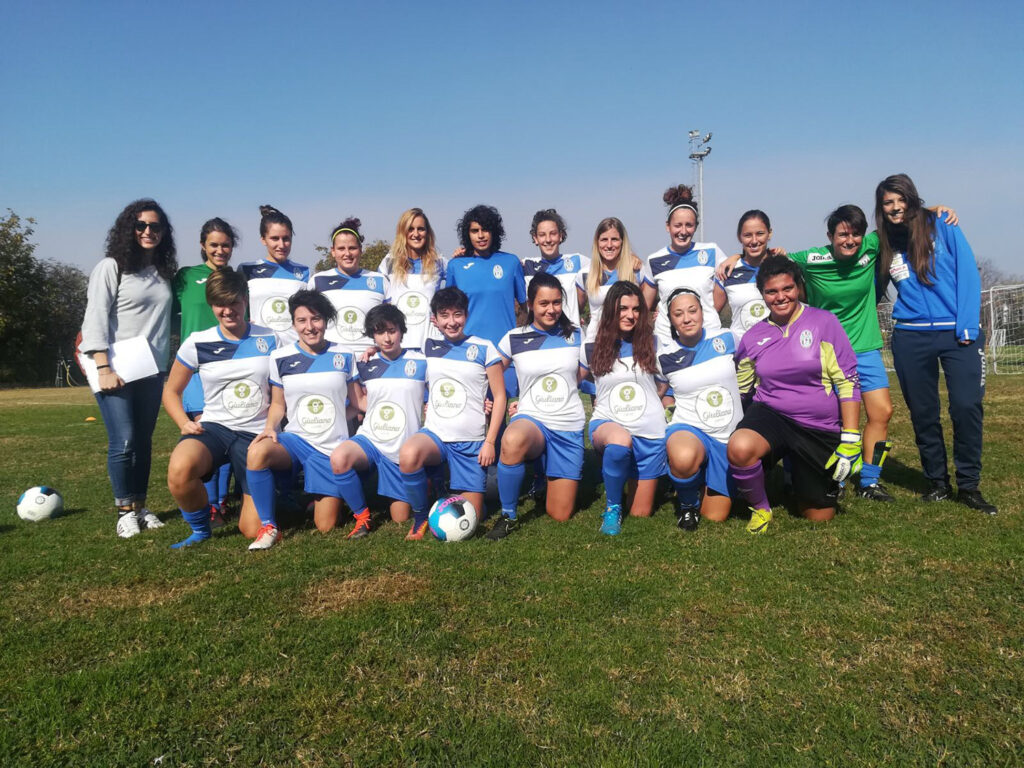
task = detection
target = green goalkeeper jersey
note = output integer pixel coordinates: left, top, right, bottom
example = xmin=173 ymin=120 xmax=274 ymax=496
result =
xmin=788 ymin=241 xmax=883 ymax=354
xmin=172 ymin=262 xmax=217 ymax=340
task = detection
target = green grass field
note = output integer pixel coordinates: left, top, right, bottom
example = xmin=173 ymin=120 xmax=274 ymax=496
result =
xmin=2 ymin=379 xmax=1022 ymax=767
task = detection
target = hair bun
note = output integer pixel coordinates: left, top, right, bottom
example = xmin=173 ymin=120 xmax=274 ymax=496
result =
xmin=662 ymin=184 xmax=694 ymax=208
xmin=259 ymin=204 xmax=280 ymax=217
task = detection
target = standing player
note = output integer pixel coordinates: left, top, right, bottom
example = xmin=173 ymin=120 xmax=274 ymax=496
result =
xmin=712 ymin=210 xmax=770 ymax=344
xmin=521 ymin=209 xmax=588 ymax=328
xmin=398 ymin=288 xmax=507 ymax=538
xmin=329 ymin=305 xmax=428 ymax=538
xmin=379 ymin=208 xmax=448 ymax=351
xmin=660 ymin=289 xmax=742 ymax=531
xmin=642 ymin=184 xmax=727 ymax=341
xmin=577 ymin=217 xmax=643 ymax=342
xmin=490 ymin=273 xmax=586 ymax=540
xmin=580 ymin=282 xmax=666 ymax=535
xmin=245 ymin=290 xmax=362 ymax=549
xmin=238 ymin=205 xmax=310 ymax=345
xmin=163 ymin=269 xmax=278 ymax=548
xmin=727 ymin=256 xmax=862 ymax=533
xmin=310 ymin=217 xmax=388 ymax=356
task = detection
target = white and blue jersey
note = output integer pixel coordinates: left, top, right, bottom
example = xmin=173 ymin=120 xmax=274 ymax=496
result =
xmin=354 ymin=351 xmax=427 ymax=463
xmin=308 ymin=267 xmax=388 ymax=354
xmin=270 ymin=342 xmax=357 ymax=456
xmin=522 ymin=252 xmax=589 ymax=328
xmin=581 ymin=341 xmax=666 ymax=440
xmin=446 ymin=252 xmax=527 ymax=347
xmin=499 ymin=325 xmax=585 ymax=432
xmin=238 ymin=259 xmax=310 ymax=343
xmin=659 ymin=330 xmax=741 ymax=445
xmin=714 ymin=258 xmax=767 ymax=343
xmin=423 ymin=335 xmax=502 ymax=442
xmin=175 ymin=324 xmax=279 ymax=434
xmin=379 ymin=254 xmax=448 ymax=350
xmin=642 ymin=243 xmax=726 ymax=340
xmin=575 ymin=266 xmax=642 ymax=342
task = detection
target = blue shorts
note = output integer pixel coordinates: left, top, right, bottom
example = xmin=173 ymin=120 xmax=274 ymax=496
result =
xmin=856 ymin=349 xmax=889 ymax=393
xmin=421 ymin=429 xmax=486 ymax=493
xmin=511 ymin=414 xmax=583 ymax=481
xmin=182 ymin=375 xmax=206 ymax=415
xmin=666 ymin=423 xmax=732 ymax=496
xmin=350 ymin=435 xmax=409 ymax=503
xmin=181 ymin=421 xmax=256 ymax=494
xmin=277 ymin=432 xmax=339 ymax=498
xmin=588 ymin=419 xmax=667 ymax=480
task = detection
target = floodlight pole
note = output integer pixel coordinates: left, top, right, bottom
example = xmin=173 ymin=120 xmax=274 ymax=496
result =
xmin=688 ymin=130 xmax=712 ymax=242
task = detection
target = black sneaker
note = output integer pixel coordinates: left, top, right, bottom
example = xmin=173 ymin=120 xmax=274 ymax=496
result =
xmin=956 ymin=489 xmax=998 ymax=516
xmin=856 ymin=483 xmax=894 ymax=502
xmin=921 ymin=482 xmax=953 ymax=502
xmin=675 ymin=501 xmax=699 ymax=532
xmin=486 ymin=515 xmax=518 ymax=541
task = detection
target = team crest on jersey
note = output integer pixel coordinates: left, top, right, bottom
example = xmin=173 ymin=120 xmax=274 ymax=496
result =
xmin=697 ymin=250 xmax=709 ymax=265
xmin=799 ymin=330 xmax=813 ymax=348
xmin=404 ymin=360 xmax=418 ymax=377
xmin=492 ymin=265 xmax=503 ymax=279
xmin=712 ymin=337 xmax=727 ymax=354
xmin=466 ymin=344 xmax=479 ymax=362
xmin=367 ymin=277 xmax=377 ymax=291
xmin=293 ymin=269 xmax=303 ymax=278
xmin=333 ymin=353 xmax=346 ymax=370
xmin=858 ymin=254 xmax=871 ymax=267
xmin=562 ymin=256 xmax=573 ymax=271
xmin=255 ymin=337 xmax=269 ymax=354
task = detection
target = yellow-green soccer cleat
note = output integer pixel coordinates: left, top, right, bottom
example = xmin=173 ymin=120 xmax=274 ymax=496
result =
xmin=746 ymin=507 xmax=773 ymax=535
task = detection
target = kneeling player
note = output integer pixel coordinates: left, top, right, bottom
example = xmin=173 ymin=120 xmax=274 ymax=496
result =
xmin=329 ymin=304 xmax=427 ymax=537
xmin=398 ymin=288 xmax=506 ymax=539
xmin=244 ymin=290 xmax=361 ymax=549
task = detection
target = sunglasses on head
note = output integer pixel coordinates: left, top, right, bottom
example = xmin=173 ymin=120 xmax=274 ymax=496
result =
xmin=134 ymin=220 xmax=163 ymax=234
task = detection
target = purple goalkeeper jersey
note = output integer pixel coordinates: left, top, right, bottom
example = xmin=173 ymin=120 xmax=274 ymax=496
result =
xmin=734 ymin=304 xmax=860 ymax=433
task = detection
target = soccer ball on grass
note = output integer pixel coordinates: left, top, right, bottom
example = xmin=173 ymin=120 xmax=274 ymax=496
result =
xmin=17 ymin=486 xmax=64 ymax=522
xmin=428 ymin=496 xmax=478 ymax=541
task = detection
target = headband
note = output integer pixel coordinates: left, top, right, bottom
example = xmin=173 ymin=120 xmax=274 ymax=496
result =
xmin=667 ymin=287 xmax=701 ymax=305
xmin=331 ymin=227 xmax=363 ymax=243
xmin=667 ymin=203 xmax=698 ymax=220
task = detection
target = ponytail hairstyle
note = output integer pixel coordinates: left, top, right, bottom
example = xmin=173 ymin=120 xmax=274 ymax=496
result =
xmin=390 ymin=207 xmax=440 ymax=286
xmin=874 ymin=173 xmax=936 ymax=292
xmin=589 ymin=281 xmax=657 ymax=377
xmin=104 ymin=198 xmax=177 ymax=281
xmin=258 ymin=204 xmax=293 ymax=237
xmin=199 ymin=217 xmax=239 ymax=263
xmin=526 ymin=272 xmax=575 ymax=339
xmin=587 ymin=217 xmax=639 ymax=297
xmin=456 ymin=204 xmax=505 ymax=256
xmin=663 ymin=184 xmax=699 ymax=223
xmin=529 ymin=208 xmax=568 ymax=242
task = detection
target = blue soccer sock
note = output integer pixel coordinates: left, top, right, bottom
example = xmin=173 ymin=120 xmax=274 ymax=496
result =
xmin=860 ymin=462 xmax=882 ymax=488
xmin=497 ymin=460 xmax=526 ymax=520
xmin=670 ymin=469 xmax=703 ymax=509
xmin=203 ymin=476 xmax=219 ymax=508
xmin=334 ymin=469 xmax=366 ymax=513
xmin=216 ymin=462 xmax=232 ymax=505
xmin=602 ymin=444 xmax=632 ymax=507
xmin=245 ymin=467 xmax=278 ymax=527
xmin=402 ymin=468 xmax=430 ymax=526
xmin=171 ymin=507 xmax=212 ymax=549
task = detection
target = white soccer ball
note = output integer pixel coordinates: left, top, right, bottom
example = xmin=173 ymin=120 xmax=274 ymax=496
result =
xmin=17 ymin=486 xmax=64 ymax=522
xmin=428 ymin=495 xmax=478 ymax=542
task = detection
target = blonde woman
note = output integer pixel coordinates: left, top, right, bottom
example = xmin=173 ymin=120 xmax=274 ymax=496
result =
xmin=575 ymin=217 xmax=642 ymax=343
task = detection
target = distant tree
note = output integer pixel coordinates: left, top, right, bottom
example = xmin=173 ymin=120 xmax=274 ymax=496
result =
xmin=0 ymin=210 xmax=88 ymax=384
xmin=311 ymin=240 xmax=391 ymax=274
xmin=977 ymin=257 xmax=1023 ymax=290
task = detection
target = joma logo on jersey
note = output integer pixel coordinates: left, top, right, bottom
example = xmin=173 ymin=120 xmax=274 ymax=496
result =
xmin=806 ymin=253 xmax=834 ymax=264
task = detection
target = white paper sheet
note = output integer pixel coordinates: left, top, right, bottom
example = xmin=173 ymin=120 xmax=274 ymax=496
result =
xmin=78 ymin=336 xmax=160 ymax=393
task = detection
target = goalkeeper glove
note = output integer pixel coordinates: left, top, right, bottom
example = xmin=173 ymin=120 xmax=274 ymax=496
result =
xmin=825 ymin=430 xmax=863 ymax=483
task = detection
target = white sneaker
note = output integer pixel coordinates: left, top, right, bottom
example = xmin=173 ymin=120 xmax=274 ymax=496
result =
xmin=138 ymin=508 xmax=165 ymax=529
xmin=248 ymin=524 xmax=279 ymax=551
xmin=116 ymin=510 xmax=141 ymax=539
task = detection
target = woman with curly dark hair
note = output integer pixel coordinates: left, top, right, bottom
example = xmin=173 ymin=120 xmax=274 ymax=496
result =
xmin=79 ymin=199 xmax=177 ymax=538
xmin=580 ymin=281 xmax=666 ymax=534
xmin=447 ymin=204 xmax=526 ymax=396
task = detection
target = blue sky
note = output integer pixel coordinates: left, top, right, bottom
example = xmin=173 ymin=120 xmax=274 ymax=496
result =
xmin=3 ymin=0 xmax=1022 ymax=276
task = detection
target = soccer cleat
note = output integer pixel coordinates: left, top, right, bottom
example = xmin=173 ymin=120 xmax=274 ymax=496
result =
xmin=921 ymin=482 xmax=953 ymax=502
xmin=856 ymin=483 xmax=894 ymax=502
xmin=956 ymin=489 xmax=998 ymax=516
xmin=746 ymin=507 xmax=772 ymax=535
xmin=116 ymin=510 xmax=141 ymax=539
xmin=138 ymin=508 xmax=165 ymax=529
xmin=485 ymin=515 xmax=518 ymax=541
xmin=248 ymin=524 xmax=280 ymax=551
xmin=347 ymin=510 xmax=372 ymax=539
xmin=209 ymin=504 xmax=227 ymax=529
xmin=599 ymin=504 xmax=622 ymax=536
xmin=675 ymin=500 xmax=700 ymax=532
xmin=406 ymin=519 xmax=430 ymax=541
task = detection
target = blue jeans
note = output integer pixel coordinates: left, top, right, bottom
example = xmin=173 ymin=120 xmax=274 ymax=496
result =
xmin=94 ymin=374 xmax=164 ymax=506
